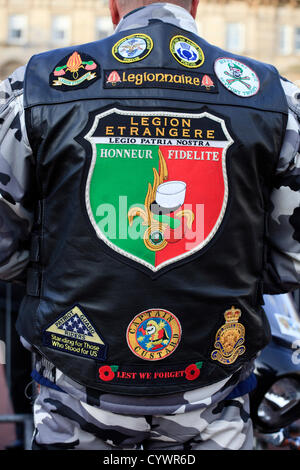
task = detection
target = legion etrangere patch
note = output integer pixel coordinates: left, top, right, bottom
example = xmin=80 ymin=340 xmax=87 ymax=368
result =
xmin=83 ymin=108 xmax=233 ymax=272
xmin=49 ymin=51 xmax=100 ymax=91
xmin=43 ymin=305 xmax=108 ymax=361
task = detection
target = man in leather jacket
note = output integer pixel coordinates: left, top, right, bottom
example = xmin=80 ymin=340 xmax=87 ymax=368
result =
xmin=0 ymin=0 xmax=299 ymax=450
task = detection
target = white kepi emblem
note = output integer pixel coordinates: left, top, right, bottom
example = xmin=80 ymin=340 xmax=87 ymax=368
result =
xmin=156 ymin=181 xmax=186 ymax=211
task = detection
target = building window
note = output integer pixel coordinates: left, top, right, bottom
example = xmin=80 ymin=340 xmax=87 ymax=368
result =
xmin=225 ymin=23 xmax=245 ymax=53
xmin=8 ymin=15 xmax=28 ymax=45
xmin=279 ymin=25 xmax=292 ymax=55
xmin=51 ymin=16 xmax=72 ymax=45
xmin=295 ymin=27 xmax=300 ymax=53
xmin=95 ymin=17 xmax=113 ymax=40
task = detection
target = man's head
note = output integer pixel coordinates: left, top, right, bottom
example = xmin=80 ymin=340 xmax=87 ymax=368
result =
xmin=109 ymin=0 xmax=199 ymax=28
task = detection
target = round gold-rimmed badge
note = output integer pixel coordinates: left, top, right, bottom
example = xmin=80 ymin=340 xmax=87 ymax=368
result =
xmin=126 ymin=309 xmax=182 ymax=361
xmin=112 ymin=34 xmax=153 ymax=64
xmin=170 ymin=35 xmax=204 ymax=68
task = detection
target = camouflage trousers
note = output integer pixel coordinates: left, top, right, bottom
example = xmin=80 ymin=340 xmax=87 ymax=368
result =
xmin=32 ymin=385 xmax=253 ymax=450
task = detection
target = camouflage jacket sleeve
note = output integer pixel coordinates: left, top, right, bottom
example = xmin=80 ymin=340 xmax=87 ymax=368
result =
xmin=263 ymin=78 xmax=300 ymax=294
xmin=0 ymin=66 xmax=34 ymax=281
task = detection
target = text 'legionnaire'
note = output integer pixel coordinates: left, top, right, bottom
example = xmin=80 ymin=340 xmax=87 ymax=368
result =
xmin=120 ymin=70 xmax=204 ymax=86
xmin=104 ymin=69 xmax=218 ymax=93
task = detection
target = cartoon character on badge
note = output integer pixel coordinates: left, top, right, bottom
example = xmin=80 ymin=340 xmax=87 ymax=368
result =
xmin=138 ymin=319 xmax=170 ymax=351
xmin=126 ymin=309 xmax=182 ymax=361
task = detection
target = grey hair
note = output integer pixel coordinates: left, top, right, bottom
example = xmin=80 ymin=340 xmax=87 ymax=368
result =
xmin=117 ymin=0 xmax=193 ymax=10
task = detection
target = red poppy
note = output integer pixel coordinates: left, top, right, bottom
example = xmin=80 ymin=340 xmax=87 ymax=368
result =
xmin=99 ymin=365 xmax=115 ymax=382
xmin=185 ymin=364 xmax=201 ymax=381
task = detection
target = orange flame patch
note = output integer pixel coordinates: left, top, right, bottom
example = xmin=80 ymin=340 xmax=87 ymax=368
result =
xmin=66 ymin=51 xmax=82 ymax=73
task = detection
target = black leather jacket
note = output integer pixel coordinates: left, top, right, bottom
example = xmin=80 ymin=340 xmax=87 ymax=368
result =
xmin=17 ymin=19 xmax=288 ymax=396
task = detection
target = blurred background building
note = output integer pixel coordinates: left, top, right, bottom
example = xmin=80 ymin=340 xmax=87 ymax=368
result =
xmin=0 ymin=0 xmax=113 ymax=79
xmin=0 ymin=0 xmax=300 ymax=82
xmin=197 ymin=0 xmax=300 ymax=83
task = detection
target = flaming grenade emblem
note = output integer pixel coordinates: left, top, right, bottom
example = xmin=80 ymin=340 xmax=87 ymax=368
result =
xmin=52 ymin=51 xmax=98 ymax=87
xmin=128 ymin=151 xmax=195 ymax=252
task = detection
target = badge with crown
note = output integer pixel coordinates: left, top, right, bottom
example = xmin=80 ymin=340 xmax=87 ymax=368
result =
xmin=211 ymin=306 xmax=246 ymax=365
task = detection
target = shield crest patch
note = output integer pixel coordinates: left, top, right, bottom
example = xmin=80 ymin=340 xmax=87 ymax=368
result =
xmin=84 ymin=109 xmax=233 ymax=272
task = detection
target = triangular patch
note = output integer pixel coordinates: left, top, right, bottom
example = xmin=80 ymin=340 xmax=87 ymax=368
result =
xmin=43 ymin=305 xmax=107 ymax=361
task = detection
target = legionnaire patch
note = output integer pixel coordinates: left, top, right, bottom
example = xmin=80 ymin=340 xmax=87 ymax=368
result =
xmin=126 ymin=309 xmax=182 ymax=361
xmin=112 ymin=34 xmax=153 ymax=63
xmin=83 ymin=108 xmax=233 ymax=272
xmin=211 ymin=306 xmax=246 ymax=364
xmin=50 ymin=51 xmax=99 ymax=91
xmin=170 ymin=35 xmax=204 ymax=68
xmin=43 ymin=305 xmax=108 ymax=361
xmin=214 ymin=58 xmax=260 ymax=97
xmin=104 ymin=68 xmax=218 ymax=93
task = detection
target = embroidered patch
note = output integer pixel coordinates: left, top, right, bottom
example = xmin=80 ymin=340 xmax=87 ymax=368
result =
xmin=126 ymin=309 xmax=182 ymax=361
xmin=97 ymin=361 xmax=203 ymax=384
xmin=214 ymin=57 xmax=260 ymax=97
xmin=43 ymin=305 xmax=108 ymax=361
xmin=104 ymin=68 xmax=218 ymax=93
xmin=211 ymin=306 xmax=246 ymax=365
xmin=50 ymin=51 xmax=99 ymax=91
xmin=170 ymin=35 xmax=204 ymax=68
xmin=83 ymin=108 xmax=233 ymax=272
xmin=112 ymin=34 xmax=153 ymax=63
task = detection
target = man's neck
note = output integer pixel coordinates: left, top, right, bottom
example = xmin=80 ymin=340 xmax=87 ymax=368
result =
xmin=115 ymin=2 xmax=198 ymax=35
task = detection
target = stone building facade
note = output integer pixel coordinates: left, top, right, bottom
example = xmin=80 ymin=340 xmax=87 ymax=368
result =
xmin=0 ymin=0 xmax=113 ymax=79
xmin=197 ymin=0 xmax=300 ymax=83
xmin=0 ymin=0 xmax=300 ymax=82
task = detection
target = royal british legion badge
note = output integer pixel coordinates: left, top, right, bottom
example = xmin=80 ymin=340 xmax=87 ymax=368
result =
xmin=211 ymin=306 xmax=246 ymax=365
